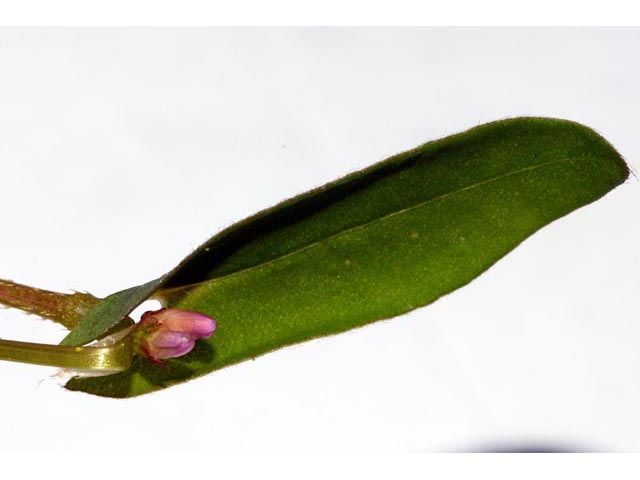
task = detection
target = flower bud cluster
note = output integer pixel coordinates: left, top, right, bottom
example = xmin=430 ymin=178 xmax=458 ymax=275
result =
xmin=136 ymin=308 xmax=216 ymax=364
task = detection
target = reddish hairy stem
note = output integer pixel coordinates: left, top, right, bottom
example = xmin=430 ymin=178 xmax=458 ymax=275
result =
xmin=0 ymin=279 xmax=100 ymax=329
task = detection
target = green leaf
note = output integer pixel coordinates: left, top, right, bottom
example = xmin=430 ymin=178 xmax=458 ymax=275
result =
xmin=65 ymin=117 xmax=629 ymax=397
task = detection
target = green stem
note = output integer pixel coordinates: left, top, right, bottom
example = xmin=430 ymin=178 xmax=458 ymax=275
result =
xmin=0 ymin=334 xmax=134 ymax=373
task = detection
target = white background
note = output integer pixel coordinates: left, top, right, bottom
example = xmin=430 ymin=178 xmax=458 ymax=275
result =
xmin=0 ymin=28 xmax=638 ymax=452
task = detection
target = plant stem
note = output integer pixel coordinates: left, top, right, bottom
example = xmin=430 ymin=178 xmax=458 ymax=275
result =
xmin=0 ymin=279 xmax=100 ymax=329
xmin=0 ymin=334 xmax=134 ymax=373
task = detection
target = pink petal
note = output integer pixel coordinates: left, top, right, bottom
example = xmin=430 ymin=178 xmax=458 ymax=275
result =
xmin=141 ymin=331 xmax=196 ymax=362
xmin=152 ymin=331 xmax=192 ymax=349
xmin=147 ymin=308 xmax=217 ymax=339
xmin=153 ymin=337 xmax=196 ymax=359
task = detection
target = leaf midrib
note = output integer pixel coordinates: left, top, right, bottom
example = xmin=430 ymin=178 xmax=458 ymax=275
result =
xmin=159 ymin=156 xmax=573 ymax=295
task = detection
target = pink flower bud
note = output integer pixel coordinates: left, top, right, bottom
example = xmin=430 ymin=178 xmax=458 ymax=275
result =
xmin=137 ymin=308 xmax=217 ymax=364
